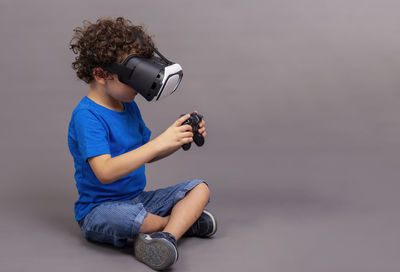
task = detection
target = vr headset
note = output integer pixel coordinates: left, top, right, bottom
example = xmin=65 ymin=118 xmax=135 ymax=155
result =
xmin=101 ymin=30 xmax=183 ymax=102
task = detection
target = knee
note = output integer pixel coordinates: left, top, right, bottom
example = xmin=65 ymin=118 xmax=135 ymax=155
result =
xmin=195 ymin=182 xmax=210 ymax=199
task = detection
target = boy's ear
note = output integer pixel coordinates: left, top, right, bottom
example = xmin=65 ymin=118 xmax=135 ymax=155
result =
xmin=92 ymin=67 xmax=110 ymax=85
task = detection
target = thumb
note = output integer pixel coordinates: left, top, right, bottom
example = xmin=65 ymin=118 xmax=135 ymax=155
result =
xmin=173 ymin=114 xmax=190 ymax=127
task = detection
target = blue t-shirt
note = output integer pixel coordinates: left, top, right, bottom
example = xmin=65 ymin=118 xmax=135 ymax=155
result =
xmin=67 ymin=96 xmax=152 ymax=222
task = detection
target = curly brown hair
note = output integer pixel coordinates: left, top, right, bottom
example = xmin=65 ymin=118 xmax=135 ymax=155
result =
xmin=69 ymin=17 xmax=156 ymax=84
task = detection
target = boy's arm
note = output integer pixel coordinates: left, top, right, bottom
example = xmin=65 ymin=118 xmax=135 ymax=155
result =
xmin=88 ymin=139 xmax=161 ymax=184
xmin=88 ymin=114 xmax=195 ymax=184
xmin=148 ymin=146 xmax=181 ymax=163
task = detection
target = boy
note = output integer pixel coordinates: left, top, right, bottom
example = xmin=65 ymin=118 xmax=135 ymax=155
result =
xmin=67 ymin=17 xmax=217 ymax=271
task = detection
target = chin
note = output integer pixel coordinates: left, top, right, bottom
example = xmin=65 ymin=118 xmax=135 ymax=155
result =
xmin=128 ymin=91 xmax=138 ymax=101
xmin=128 ymin=96 xmax=136 ymax=102
xmin=123 ymin=93 xmax=137 ymax=102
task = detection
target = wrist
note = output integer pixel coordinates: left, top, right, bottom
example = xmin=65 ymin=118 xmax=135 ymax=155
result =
xmin=149 ymin=137 xmax=165 ymax=155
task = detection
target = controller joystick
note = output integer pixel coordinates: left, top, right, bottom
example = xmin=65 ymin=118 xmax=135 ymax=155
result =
xmin=180 ymin=112 xmax=205 ymax=151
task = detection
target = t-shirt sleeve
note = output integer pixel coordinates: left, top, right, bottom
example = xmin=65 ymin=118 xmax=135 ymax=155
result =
xmin=140 ymin=115 xmax=152 ymax=145
xmin=72 ymin=109 xmax=110 ymax=161
xmin=131 ymin=101 xmax=152 ymax=145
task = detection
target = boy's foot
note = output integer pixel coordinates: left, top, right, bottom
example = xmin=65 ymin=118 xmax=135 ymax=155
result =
xmin=184 ymin=209 xmax=218 ymax=238
xmin=134 ymin=231 xmax=178 ymax=271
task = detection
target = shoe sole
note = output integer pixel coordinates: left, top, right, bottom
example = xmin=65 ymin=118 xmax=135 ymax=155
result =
xmin=203 ymin=210 xmax=218 ymax=237
xmin=134 ymin=233 xmax=178 ymax=271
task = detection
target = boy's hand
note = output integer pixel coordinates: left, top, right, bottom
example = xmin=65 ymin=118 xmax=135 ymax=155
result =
xmin=153 ymin=114 xmax=194 ymax=152
xmin=193 ymin=110 xmax=207 ymax=138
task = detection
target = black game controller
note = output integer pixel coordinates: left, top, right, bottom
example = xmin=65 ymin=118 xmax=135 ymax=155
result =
xmin=180 ymin=112 xmax=205 ymax=151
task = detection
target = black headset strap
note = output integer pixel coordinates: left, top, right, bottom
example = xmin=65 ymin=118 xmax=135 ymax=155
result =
xmin=131 ymin=29 xmax=172 ymax=65
xmin=101 ymin=63 xmax=131 ymax=78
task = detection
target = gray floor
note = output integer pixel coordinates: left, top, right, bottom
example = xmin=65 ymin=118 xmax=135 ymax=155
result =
xmin=2 ymin=0 xmax=400 ymax=271
xmin=1 ymin=146 xmax=399 ymax=272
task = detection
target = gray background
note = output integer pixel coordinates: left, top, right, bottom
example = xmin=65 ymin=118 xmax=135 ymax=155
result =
xmin=1 ymin=0 xmax=400 ymax=271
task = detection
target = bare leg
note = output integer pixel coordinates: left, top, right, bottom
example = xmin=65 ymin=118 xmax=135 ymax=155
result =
xmin=162 ymin=182 xmax=210 ymax=240
xmin=139 ymin=213 xmax=170 ymax=234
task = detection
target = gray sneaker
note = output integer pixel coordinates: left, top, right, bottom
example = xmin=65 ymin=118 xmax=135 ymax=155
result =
xmin=134 ymin=231 xmax=178 ymax=271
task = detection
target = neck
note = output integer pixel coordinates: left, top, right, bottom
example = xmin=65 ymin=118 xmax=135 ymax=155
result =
xmin=87 ymin=82 xmax=124 ymax=112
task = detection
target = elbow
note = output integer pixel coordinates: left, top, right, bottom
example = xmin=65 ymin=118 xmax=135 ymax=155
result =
xmin=88 ymin=155 xmax=114 ymax=184
xmin=98 ymin=176 xmax=110 ymax=185
xmin=91 ymin=162 xmax=113 ymax=184
xmin=93 ymin=170 xmax=110 ymax=184
xmin=97 ymin=169 xmax=114 ymax=184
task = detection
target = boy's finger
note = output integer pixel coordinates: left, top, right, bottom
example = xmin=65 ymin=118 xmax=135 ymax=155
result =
xmin=179 ymin=124 xmax=193 ymax=132
xmin=182 ymin=131 xmax=194 ymax=138
xmin=174 ymin=114 xmax=190 ymax=126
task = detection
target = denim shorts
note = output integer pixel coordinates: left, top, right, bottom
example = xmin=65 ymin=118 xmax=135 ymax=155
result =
xmin=77 ymin=179 xmax=210 ymax=248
